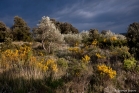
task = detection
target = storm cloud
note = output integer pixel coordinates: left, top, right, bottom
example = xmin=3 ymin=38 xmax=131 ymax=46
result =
xmin=0 ymin=0 xmax=139 ymax=33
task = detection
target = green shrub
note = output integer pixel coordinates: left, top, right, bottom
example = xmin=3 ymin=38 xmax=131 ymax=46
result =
xmin=110 ymin=46 xmax=131 ymax=60
xmin=0 ymin=38 xmax=15 ymax=51
xmin=57 ymin=58 xmax=68 ymax=68
xmin=11 ymin=16 xmax=32 ymax=42
xmin=89 ymin=29 xmax=99 ymax=41
xmin=63 ymin=33 xmax=82 ymax=46
xmin=124 ymin=57 xmax=137 ymax=70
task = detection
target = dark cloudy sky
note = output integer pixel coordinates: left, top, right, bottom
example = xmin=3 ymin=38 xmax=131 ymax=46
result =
xmin=0 ymin=0 xmax=139 ymax=33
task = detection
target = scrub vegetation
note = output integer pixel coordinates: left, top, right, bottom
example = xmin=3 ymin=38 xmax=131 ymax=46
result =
xmin=0 ymin=16 xmax=139 ymax=93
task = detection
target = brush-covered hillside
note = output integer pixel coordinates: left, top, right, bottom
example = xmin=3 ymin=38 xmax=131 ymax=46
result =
xmin=0 ymin=16 xmax=139 ymax=93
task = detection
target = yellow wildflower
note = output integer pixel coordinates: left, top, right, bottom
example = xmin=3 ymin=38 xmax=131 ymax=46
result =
xmin=92 ymin=39 xmax=97 ymax=46
xmin=82 ymin=55 xmax=90 ymax=63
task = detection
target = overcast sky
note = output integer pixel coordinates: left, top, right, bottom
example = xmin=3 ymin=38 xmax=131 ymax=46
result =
xmin=0 ymin=0 xmax=139 ymax=33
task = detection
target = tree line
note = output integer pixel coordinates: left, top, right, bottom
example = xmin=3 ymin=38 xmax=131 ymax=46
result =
xmin=0 ymin=16 xmax=78 ymax=42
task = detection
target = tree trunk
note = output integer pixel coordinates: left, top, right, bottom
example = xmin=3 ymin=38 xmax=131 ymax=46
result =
xmin=42 ymin=40 xmax=47 ymax=51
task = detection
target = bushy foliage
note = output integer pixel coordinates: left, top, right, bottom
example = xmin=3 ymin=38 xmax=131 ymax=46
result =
xmin=63 ymin=33 xmax=82 ymax=46
xmin=99 ymin=30 xmax=127 ymax=48
xmin=101 ymin=30 xmax=126 ymax=40
xmin=1 ymin=18 xmax=139 ymax=93
xmin=110 ymin=46 xmax=131 ymax=60
xmin=0 ymin=38 xmax=14 ymax=51
xmin=80 ymin=30 xmax=90 ymax=40
xmin=88 ymin=29 xmax=100 ymax=43
xmin=11 ymin=16 xmax=32 ymax=41
xmin=124 ymin=57 xmax=137 ymax=70
xmin=126 ymin=22 xmax=139 ymax=59
xmin=33 ymin=16 xmax=64 ymax=53
xmin=51 ymin=19 xmax=79 ymax=34
xmin=0 ymin=22 xmax=11 ymax=42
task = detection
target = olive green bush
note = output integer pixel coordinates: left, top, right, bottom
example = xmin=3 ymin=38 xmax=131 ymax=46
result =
xmin=11 ymin=16 xmax=32 ymax=42
xmin=126 ymin=22 xmax=139 ymax=59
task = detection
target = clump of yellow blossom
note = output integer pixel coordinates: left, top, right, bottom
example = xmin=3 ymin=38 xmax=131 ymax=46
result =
xmin=82 ymin=55 xmax=90 ymax=63
xmin=0 ymin=45 xmax=33 ymax=69
xmin=95 ymin=53 xmax=106 ymax=59
xmin=37 ymin=59 xmax=58 ymax=72
xmin=97 ymin=64 xmax=116 ymax=79
xmin=92 ymin=39 xmax=97 ymax=46
xmin=68 ymin=47 xmax=84 ymax=54
xmin=68 ymin=47 xmax=80 ymax=53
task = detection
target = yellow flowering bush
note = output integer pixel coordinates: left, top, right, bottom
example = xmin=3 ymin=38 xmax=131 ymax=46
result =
xmin=0 ymin=45 xmax=32 ymax=69
xmin=82 ymin=55 xmax=90 ymax=63
xmin=0 ymin=44 xmax=58 ymax=73
xmin=37 ymin=58 xmax=58 ymax=72
xmin=92 ymin=39 xmax=97 ymax=46
xmin=97 ymin=64 xmax=116 ymax=79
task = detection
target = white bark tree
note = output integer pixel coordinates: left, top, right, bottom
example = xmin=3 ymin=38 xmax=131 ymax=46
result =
xmin=35 ymin=16 xmax=64 ymax=53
